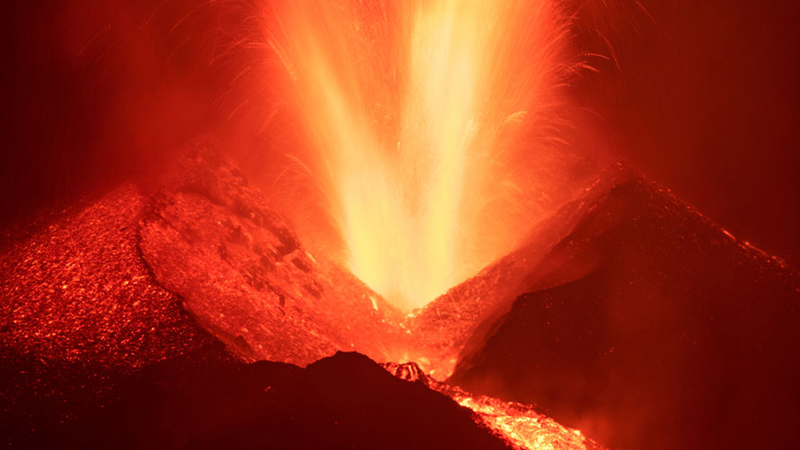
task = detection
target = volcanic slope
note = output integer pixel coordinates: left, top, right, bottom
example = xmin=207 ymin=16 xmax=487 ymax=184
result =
xmin=0 ymin=143 xmax=404 ymax=445
xmin=439 ymin=163 xmax=800 ymax=450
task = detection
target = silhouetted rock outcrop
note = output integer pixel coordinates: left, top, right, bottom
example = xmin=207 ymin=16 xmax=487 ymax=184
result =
xmin=48 ymin=352 xmax=512 ymax=450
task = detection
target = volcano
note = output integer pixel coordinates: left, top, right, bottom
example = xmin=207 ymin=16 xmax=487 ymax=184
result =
xmin=0 ymin=143 xmax=593 ymax=449
xmin=2 ymin=142 xmax=799 ymax=449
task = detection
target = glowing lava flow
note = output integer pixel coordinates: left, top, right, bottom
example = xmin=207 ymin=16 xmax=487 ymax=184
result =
xmin=383 ymin=362 xmax=593 ymax=450
xmin=267 ymin=1 xmax=575 ymax=309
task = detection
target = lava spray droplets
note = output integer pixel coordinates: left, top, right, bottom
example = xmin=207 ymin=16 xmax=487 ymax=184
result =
xmin=267 ymin=0 xmax=578 ymax=310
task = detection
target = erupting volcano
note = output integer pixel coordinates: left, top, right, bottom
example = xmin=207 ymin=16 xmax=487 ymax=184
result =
xmin=3 ymin=1 xmax=800 ymax=449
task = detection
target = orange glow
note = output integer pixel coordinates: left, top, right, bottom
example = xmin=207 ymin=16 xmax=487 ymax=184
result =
xmin=267 ymin=1 xmax=573 ymax=309
xmin=453 ymin=393 xmax=589 ymax=450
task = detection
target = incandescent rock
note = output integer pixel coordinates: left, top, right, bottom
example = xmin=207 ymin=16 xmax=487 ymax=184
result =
xmin=138 ymin=145 xmax=405 ymax=365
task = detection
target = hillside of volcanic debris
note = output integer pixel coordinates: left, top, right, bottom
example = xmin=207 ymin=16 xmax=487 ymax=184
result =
xmin=0 ymin=143 xmax=405 ymax=445
xmin=1 ymin=142 xmax=405 ymax=366
xmin=439 ymin=164 xmax=800 ymax=450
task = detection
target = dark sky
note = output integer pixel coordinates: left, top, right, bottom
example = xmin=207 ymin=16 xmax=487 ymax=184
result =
xmin=574 ymin=0 xmax=800 ymax=265
xmin=2 ymin=0 xmax=799 ymax=266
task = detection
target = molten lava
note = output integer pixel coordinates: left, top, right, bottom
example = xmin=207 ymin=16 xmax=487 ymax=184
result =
xmin=267 ymin=0 xmax=576 ymax=309
xmin=383 ymin=362 xmax=594 ymax=449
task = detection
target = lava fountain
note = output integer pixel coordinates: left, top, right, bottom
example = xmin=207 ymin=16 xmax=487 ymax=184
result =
xmin=266 ymin=0 xmax=579 ymax=310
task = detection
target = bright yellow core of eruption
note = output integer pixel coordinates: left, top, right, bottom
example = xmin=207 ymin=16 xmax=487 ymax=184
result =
xmin=270 ymin=1 xmax=567 ymax=310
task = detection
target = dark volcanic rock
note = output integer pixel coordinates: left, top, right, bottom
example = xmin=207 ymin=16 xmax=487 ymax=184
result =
xmin=447 ymin=164 xmax=800 ymax=450
xmin=47 ymin=351 xmax=510 ymax=450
